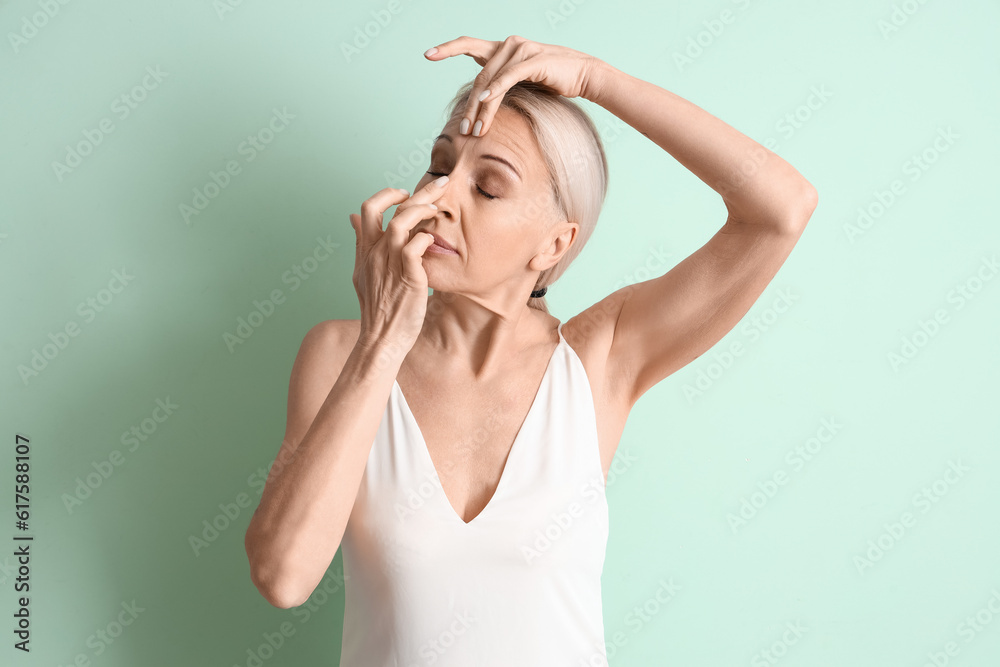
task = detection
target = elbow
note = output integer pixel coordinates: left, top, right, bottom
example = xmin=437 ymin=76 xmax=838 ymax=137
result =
xmin=780 ymin=182 xmax=818 ymax=234
xmin=253 ymin=570 xmax=307 ymax=610
xmin=801 ymin=182 xmax=818 ymax=216
xmin=797 ymin=182 xmax=819 ymax=223
xmin=245 ymin=528 xmax=309 ymax=609
xmin=262 ymin=584 xmax=307 ymax=610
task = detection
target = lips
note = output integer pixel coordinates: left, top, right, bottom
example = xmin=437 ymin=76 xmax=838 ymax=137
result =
xmin=428 ymin=232 xmax=457 ymax=253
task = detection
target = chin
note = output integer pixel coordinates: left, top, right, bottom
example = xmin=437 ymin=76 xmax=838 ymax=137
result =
xmin=423 ymin=270 xmax=459 ymax=297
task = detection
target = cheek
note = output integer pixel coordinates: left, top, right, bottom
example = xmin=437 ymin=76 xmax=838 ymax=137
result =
xmin=477 ymin=226 xmax=528 ymax=262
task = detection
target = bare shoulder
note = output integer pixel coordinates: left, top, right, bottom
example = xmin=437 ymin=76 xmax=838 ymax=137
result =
xmin=296 ymin=319 xmax=361 ymax=379
xmin=282 ymin=318 xmax=362 ymax=451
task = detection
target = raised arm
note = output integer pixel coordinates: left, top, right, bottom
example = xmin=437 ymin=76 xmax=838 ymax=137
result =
xmin=581 ymin=59 xmax=818 ymax=406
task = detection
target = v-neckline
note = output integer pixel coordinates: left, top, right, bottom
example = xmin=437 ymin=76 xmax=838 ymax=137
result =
xmin=392 ymin=322 xmax=565 ymax=527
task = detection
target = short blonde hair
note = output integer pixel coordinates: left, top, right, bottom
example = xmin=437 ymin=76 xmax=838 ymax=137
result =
xmin=442 ymin=79 xmax=609 ymax=314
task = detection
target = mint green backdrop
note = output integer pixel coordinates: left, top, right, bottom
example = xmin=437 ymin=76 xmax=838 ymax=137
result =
xmin=2 ymin=1 xmax=998 ymax=665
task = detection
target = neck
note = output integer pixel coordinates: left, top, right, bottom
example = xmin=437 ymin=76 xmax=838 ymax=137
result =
xmin=408 ymin=291 xmax=551 ymax=381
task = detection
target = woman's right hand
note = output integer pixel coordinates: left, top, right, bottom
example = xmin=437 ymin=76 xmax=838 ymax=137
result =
xmin=349 ymin=178 xmax=446 ymax=354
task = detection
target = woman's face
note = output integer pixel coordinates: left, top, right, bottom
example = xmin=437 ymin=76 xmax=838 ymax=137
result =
xmin=409 ymin=106 xmax=576 ymax=303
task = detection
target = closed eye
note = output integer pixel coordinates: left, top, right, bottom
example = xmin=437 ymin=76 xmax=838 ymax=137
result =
xmin=426 ymin=171 xmax=497 ymax=200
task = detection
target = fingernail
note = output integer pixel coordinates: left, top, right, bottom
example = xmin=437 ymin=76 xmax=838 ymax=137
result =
xmin=424 ymin=47 xmax=438 ymax=57
xmin=428 ymin=203 xmax=438 ymax=209
xmin=434 ymin=175 xmax=449 ymax=187
xmin=460 ymin=118 xmax=470 ymax=135
xmin=472 ymin=119 xmax=482 ymax=137
xmin=477 ymin=89 xmax=491 ymax=102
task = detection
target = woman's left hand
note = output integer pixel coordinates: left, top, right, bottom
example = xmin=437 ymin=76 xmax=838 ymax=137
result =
xmin=423 ymin=35 xmax=604 ymax=137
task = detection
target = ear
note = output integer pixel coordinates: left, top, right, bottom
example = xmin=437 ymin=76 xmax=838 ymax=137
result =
xmin=528 ymin=220 xmax=578 ymax=272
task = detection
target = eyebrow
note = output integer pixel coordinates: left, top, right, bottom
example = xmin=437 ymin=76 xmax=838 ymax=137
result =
xmin=433 ymin=133 xmax=522 ymax=181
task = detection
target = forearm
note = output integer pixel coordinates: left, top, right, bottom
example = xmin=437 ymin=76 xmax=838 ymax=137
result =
xmin=586 ymin=59 xmax=816 ymax=227
xmin=245 ymin=338 xmax=399 ymax=608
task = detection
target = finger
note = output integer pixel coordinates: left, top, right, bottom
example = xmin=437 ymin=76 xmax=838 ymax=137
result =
xmin=350 ymin=211 xmax=367 ymax=261
xmin=359 ymin=187 xmax=410 ymax=241
xmin=386 ymin=202 xmax=439 ymax=259
xmin=424 ymin=36 xmax=498 ymax=67
xmin=350 ymin=212 xmax=372 ymax=290
xmin=396 ymin=174 xmax=450 ymax=215
xmin=391 ymin=174 xmax=449 ymax=227
xmin=401 ymin=229 xmax=438 ymax=284
xmin=470 ymin=58 xmax=536 ymax=137
xmin=461 ymin=37 xmax=523 ymax=136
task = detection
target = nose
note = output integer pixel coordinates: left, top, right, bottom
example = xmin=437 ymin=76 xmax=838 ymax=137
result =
xmin=424 ymin=176 xmax=453 ymax=217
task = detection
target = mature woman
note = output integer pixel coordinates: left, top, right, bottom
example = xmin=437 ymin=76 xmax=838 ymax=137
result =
xmin=245 ymin=35 xmax=817 ymax=666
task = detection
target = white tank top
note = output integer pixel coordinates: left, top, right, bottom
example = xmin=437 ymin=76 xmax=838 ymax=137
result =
xmin=339 ymin=321 xmax=610 ymax=666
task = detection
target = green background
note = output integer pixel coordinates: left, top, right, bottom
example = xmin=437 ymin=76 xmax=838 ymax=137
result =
xmin=2 ymin=0 xmax=999 ymax=665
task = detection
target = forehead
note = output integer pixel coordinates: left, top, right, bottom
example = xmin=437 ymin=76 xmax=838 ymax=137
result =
xmin=437 ymin=106 xmax=543 ymax=177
